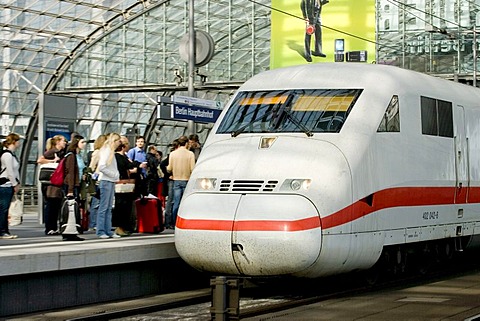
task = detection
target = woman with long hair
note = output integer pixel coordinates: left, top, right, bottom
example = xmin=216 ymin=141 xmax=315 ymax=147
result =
xmin=87 ymin=134 xmax=107 ymax=230
xmin=38 ymin=134 xmax=67 ymax=235
xmin=0 ymin=133 xmax=21 ymax=239
xmin=96 ymin=133 xmax=121 ymax=239
xmin=61 ymin=135 xmax=87 ymax=241
xmin=113 ymin=136 xmax=138 ymax=236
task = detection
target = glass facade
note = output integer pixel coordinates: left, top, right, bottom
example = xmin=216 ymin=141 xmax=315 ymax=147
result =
xmin=0 ymin=0 xmax=271 ymax=185
xmin=377 ymin=0 xmax=480 ymax=80
xmin=2 ymin=0 xmax=476 ymax=185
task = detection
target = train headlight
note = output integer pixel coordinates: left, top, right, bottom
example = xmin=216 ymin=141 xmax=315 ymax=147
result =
xmin=260 ymin=137 xmax=277 ymax=149
xmin=281 ymin=179 xmax=311 ymax=191
xmin=195 ymin=178 xmax=217 ymax=190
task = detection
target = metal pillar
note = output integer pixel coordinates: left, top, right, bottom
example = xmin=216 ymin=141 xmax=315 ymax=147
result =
xmin=473 ymin=28 xmax=477 ymax=87
xmin=210 ymin=276 xmax=242 ymax=320
xmin=187 ymin=0 xmax=196 ymax=135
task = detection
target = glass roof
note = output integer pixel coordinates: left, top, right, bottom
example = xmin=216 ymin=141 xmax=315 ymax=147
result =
xmin=0 ymin=0 xmax=271 ymax=185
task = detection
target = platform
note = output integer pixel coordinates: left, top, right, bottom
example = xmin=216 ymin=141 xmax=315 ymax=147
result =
xmin=0 ymin=208 xmax=200 ymax=318
xmin=0 ymin=209 xmax=177 ymax=277
xmin=244 ymin=271 xmax=480 ymax=321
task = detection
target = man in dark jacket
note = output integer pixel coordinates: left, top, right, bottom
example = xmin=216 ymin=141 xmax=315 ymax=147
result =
xmin=146 ymin=145 xmax=160 ymax=196
xmin=301 ymin=0 xmax=329 ymax=62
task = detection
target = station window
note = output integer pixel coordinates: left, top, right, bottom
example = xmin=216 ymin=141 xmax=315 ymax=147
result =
xmin=420 ymin=96 xmax=453 ymax=138
xmin=377 ymin=95 xmax=400 ymax=132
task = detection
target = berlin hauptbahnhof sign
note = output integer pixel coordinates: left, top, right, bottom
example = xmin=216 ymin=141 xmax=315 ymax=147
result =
xmin=157 ymin=95 xmax=223 ymax=124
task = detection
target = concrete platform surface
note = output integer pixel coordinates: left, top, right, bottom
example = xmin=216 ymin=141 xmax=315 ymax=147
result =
xmin=0 ymin=210 xmax=177 ymax=276
xmin=244 ymin=271 xmax=480 ymax=321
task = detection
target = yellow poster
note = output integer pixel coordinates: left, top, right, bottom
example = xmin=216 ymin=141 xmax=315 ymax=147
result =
xmin=270 ymin=0 xmax=376 ymax=68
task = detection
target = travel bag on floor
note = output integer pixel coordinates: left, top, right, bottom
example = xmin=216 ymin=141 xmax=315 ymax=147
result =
xmin=135 ymin=197 xmax=164 ymax=233
xmin=59 ymin=198 xmax=81 ymax=235
xmin=80 ymin=207 xmax=89 ymax=233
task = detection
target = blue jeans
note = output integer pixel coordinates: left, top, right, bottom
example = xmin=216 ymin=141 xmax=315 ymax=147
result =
xmin=165 ymin=180 xmax=174 ymax=227
xmin=89 ymin=195 xmax=99 ymax=228
xmin=172 ymin=180 xmax=188 ymax=227
xmin=0 ymin=186 xmax=14 ymax=235
xmin=97 ymin=180 xmax=115 ymax=237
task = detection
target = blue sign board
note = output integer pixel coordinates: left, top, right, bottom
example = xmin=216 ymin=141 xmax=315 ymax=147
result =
xmin=172 ymin=104 xmax=222 ymax=123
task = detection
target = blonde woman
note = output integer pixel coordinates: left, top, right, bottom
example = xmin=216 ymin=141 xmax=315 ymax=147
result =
xmin=87 ymin=134 xmax=107 ymax=230
xmin=96 ymin=133 xmax=121 ymax=239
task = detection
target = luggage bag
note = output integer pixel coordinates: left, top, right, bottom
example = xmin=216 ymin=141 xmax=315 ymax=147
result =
xmin=80 ymin=207 xmax=89 ymax=233
xmin=135 ymin=197 xmax=164 ymax=233
xmin=60 ymin=198 xmax=81 ymax=235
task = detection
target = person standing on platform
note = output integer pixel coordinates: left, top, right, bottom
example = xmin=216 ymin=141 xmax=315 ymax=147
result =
xmin=87 ymin=134 xmax=107 ymax=230
xmin=127 ymin=136 xmax=147 ymax=196
xmin=113 ymin=136 xmax=137 ymax=236
xmin=61 ymin=135 xmax=87 ymax=241
xmin=145 ymin=145 xmax=160 ymax=196
xmin=188 ymin=134 xmax=202 ymax=161
xmin=162 ymin=139 xmax=178 ymax=229
xmin=167 ymin=136 xmax=195 ymax=229
xmin=0 ymin=133 xmax=21 ymax=239
xmin=37 ymin=135 xmax=67 ymax=235
xmin=96 ymin=133 xmax=121 ymax=239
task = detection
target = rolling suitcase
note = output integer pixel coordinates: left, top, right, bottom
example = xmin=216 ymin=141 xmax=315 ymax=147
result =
xmin=80 ymin=207 xmax=89 ymax=233
xmin=156 ymin=181 xmax=166 ymax=209
xmin=135 ymin=197 xmax=164 ymax=233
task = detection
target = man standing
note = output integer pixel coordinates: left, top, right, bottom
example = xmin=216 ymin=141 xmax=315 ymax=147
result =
xmin=301 ymin=0 xmax=329 ymax=62
xmin=167 ymin=136 xmax=195 ymax=229
xmin=127 ymin=136 xmax=147 ymax=195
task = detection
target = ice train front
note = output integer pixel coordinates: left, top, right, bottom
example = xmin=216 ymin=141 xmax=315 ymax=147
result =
xmin=175 ymin=86 xmax=358 ymax=277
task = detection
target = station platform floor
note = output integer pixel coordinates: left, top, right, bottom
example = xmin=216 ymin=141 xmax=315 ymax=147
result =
xmin=0 ymin=207 xmax=177 ymax=277
xmin=244 ymin=270 xmax=480 ymax=321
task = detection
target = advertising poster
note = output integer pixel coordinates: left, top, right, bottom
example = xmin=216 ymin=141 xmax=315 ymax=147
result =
xmin=270 ymin=0 xmax=376 ymax=69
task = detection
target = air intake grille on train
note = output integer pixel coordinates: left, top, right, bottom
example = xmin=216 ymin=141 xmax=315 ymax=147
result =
xmin=219 ymin=180 xmax=278 ymax=192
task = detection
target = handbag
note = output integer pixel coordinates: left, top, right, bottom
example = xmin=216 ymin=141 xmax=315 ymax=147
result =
xmin=115 ymin=179 xmax=136 ymax=193
xmin=38 ymin=163 xmax=58 ymax=182
xmin=46 ymin=184 xmax=64 ymax=199
xmin=8 ymin=195 xmax=23 ymax=226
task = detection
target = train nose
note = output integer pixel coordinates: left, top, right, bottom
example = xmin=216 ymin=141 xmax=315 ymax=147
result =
xmin=175 ymin=194 xmax=321 ymax=276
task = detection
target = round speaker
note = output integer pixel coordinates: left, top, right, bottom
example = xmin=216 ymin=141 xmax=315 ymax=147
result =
xmin=179 ymin=30 xmax=215 ymax=67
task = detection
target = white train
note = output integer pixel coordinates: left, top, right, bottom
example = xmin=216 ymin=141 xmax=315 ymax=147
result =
xmin=174 ymin=63 xmax=480 ymax=278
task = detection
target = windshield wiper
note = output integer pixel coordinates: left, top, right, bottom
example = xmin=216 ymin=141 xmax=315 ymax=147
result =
xmin=270 ymin=94 xmax=313 ymax=137
xmin=283 ymin=111 xmax=313 ymax=137
xmin=231 ymin=105 xmax=277 ymax=137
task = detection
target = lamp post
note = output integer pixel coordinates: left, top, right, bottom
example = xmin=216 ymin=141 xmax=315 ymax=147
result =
xmin=187 ymin=0 xmax=196 ymax=135
xmin=473 ymin=27 xmax=477 ymax=87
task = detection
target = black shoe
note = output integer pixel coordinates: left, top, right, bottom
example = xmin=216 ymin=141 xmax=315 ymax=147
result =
xmin=305 ymin=56 xmax=312 ymax=62
xmin=312 ymin=51 xmax=326 ymax=58
xmin=63 ymin=235 xmax=84 ymax=241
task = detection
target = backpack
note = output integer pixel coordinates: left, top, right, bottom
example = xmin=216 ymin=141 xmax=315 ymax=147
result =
xmin=0 ymin=149 xmax=13 ymax=184
xmin=0 ymin=148 xmax=13 ymax=170
xmin=50 ymin=152 xmax=72 ymax=186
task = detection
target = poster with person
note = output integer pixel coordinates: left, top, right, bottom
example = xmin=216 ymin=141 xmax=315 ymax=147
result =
xmin=270 ymin=0 xmax=376 ymax=68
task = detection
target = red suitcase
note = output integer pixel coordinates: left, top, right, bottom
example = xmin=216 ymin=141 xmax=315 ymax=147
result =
xmin=135 ymin=197 xmax=164 ymax=233
xmin=156 ymin=181 xmax=166 ymax=209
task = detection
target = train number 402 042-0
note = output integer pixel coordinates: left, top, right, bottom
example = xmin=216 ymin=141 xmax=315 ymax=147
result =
xmin=422 ymin=211 xmax=439 ymax=220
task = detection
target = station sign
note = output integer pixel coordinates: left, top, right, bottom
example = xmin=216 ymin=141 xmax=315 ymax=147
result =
xmin=157 ymin=95 xmax=223 ymax=124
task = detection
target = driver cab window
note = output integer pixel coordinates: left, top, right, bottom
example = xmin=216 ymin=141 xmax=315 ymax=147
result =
xmin=377 ymin=95 xmax=400 ymax=132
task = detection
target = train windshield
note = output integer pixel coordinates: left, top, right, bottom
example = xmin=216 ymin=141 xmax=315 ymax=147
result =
xmin=217 ymin=89 xmax=362 ymax=135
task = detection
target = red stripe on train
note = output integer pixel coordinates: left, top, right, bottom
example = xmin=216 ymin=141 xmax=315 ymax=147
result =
xmin=176 ymin=216 xmax=321 ymax=231
xmin=177 ymin=186 xmax=480 ymax=231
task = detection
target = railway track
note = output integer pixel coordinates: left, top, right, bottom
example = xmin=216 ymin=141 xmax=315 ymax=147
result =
xmin=15 ymin=251 xmax=480 ymax=321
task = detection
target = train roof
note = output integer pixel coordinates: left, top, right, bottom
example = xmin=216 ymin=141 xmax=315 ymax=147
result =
xmin=239 ymin=63 xmax=480 ymax=103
